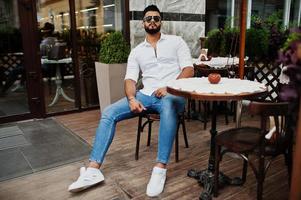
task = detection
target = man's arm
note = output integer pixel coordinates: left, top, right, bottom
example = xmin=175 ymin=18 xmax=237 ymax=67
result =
xmin=154 ymin=36 xmax=194 ymax=98
xmin=176 ymin=36 xmax=194 ymax=79
xmin=124 ymin=48 xmax=145 ymax=113
xmin=124 ymin=79 xmax=146 ymax=113
xmin=154 ymin=67 xmax=194 ymax=98
xmin=177 ymin=66 xmax=194 ymax=79
xmin=124 ymin=79 xmax=137 ymax=100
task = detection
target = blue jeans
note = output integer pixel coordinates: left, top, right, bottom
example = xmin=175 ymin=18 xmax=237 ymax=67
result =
xmin=89 ymin=91 xmax=186 ymax=164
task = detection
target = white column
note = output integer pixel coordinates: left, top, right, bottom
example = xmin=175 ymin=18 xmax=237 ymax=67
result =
xmin=115 ymin=0 xmax=122 ymax=31
xmin=283 ymin=0 xmax=292 ymax=28
xmin=298 ymin=1 xmax=301 ymax=26
xmin=247 ymin=0 xmax=252 ymax=29
xmin=231 ymin=0 xmax=235 ymax=28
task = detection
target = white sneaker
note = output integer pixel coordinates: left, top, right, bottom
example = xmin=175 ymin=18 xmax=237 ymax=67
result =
xmin=68 ymin=167 xmax=104 ymax=192
xmin=146 ymin=167 xmax=167 ymax=197
xmin=79 ymin=167 xmax=86 ymax=176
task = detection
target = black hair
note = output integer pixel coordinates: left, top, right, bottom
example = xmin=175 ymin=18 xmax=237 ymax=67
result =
xmin=143 ymin=4 xmax=161 ymax=17
xmin=42 ymin=22 xmax=54 ymax=32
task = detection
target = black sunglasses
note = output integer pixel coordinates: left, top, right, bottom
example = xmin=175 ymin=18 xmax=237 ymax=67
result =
xmin=143 ymin=16 xmax=161 ymax=23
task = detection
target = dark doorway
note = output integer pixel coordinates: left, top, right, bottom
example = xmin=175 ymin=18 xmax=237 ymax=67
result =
xmin=0 ymin=0 xmax=45 ymax=123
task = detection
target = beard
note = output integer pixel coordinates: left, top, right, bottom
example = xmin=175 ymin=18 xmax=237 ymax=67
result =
xmin=144 ymin=25 xmax=161 ymax=35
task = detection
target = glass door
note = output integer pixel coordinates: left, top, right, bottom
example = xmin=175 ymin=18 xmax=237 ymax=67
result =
xmin=0 ymin=1 xmax=30 ymax=117
xmin=75 ymin=0 xmax=126 ymax=108
xmin=36 ymin=0 xmax=77 ymax=114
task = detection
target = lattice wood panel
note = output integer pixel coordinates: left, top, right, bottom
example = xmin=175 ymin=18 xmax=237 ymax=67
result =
xmin=252 ymin=62 xmax=282 ymax=102
xmin=0 ymin=53 xmax=23 ymax=82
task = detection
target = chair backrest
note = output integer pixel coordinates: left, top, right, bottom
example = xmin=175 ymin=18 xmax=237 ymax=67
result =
xmin=249 ymin=62 xmax=282 ymax=102
xmin=248 ymin=101 xmax=290 ymax=152
xmin=47 ymin=43 xmax=67 ymax=60
xmin=194 ymin=65 xmax=229 ymax=77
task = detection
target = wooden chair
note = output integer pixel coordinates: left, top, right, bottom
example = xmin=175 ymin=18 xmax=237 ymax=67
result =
xmin=213 ymin=101 xmax=292 ymax=200
xmin=135 ymin=112 xmax=189 ymax=162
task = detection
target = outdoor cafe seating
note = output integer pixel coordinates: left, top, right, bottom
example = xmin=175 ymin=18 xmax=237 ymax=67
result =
xmin=214 ymin=101 xmax=292 ymax=200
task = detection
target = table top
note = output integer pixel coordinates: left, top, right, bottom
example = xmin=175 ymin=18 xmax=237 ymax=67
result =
xmin=192 ymin=56 xmax=249 ymax=69
xmin=166 ymin=77 xmax=267 ymax=101
xmin=41 ymin=57 xmax=72 ymax=64
xmin=192 ymin=57 xmax=243 ymax=68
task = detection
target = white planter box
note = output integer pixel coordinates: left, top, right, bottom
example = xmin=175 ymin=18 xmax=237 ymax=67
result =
xmin=95 ymin=62 xmax=127 ymax=112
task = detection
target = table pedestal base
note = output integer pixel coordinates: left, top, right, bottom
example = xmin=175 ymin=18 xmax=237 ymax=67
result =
xmin=48 ymin=85 xmax=74 ymax=106
xmin=188 ymin=169 xmax=244 ymax=200
xmin=48 ymin=64 xmax=74 ymax=107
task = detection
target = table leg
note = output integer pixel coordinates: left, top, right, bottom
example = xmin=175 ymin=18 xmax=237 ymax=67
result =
xmin=48 ymin=64 xmax=74 ymax=106
xmin=236 ymin=100 xmax=242 ymax=128
xmin=188 ymin=101 xmax=244 ymax=200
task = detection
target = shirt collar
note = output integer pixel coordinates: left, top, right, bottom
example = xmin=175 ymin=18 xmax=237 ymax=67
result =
xmin=143 ymin=33 xmax=166 ymax=47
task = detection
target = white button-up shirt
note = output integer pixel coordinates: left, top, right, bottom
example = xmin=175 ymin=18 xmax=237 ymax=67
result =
xmin=124 ymin=33 xmax=193 ymax=96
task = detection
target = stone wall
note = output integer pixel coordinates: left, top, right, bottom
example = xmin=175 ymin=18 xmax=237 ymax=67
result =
xmin=129 ymin=0 xmax=206 ymax=57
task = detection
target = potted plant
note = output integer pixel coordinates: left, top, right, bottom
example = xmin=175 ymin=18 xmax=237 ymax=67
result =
xmin=95 ymin=31 xmax=130 ymax=112
xmin=245 ymin=27 xmax=269 ymax=62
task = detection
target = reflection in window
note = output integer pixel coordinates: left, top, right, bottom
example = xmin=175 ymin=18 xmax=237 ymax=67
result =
xmin=205 ymin=0 xmax=301 ymax=31
xmin=75 ymin=0 xmax=125 ymax=108
xmin=206 ymin=0 xmax=241 ymax=32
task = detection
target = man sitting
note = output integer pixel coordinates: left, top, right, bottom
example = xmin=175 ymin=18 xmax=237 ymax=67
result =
xmin=68 ymin=4 xmax=194 ymax=197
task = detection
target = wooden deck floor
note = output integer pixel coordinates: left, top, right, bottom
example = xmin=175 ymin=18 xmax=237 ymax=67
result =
xmin=0 ymin=109 xmax=289 ymax=200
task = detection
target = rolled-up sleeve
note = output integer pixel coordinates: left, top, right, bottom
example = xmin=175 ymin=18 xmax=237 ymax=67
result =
xmin=124 ymin=49 xmax=139 ymax=82
xmin=177 ymin=37 xmax=193 ymax=70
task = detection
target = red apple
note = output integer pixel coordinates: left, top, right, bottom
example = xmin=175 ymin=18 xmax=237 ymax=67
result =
xmin=208 ymin=73 xmax=221 ymax=84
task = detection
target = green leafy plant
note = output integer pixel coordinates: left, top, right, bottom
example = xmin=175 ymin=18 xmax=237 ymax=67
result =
xmin=204 ymin=11 xmax=287 ymax=63
xmin=246 ymin=27 xmax=269 ymax=62
xmin=204 ymin=29 xmax=223 ymax=56
xmin=220 ymin=28 xmax=240 ymax=57
xmin=265 ymin=10 xmax=283 ymax=30
xmin=99 ymin=31 xmax=130 ymax=64
xmin=278 ymin=28 xmax=301 ymax=134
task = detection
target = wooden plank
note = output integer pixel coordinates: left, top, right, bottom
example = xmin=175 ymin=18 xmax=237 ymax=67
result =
xmin=0 ymin=110 xmax=289 ymax=199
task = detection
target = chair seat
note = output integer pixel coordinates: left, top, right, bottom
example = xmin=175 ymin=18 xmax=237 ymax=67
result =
xmin=214 ymin=102 xmax=291 ymax=200
xmin=145 ymin=113 xmax=160 ymax=121
xmin=216 ymin=127 xmax=262 ymax=153
xmin=136 ymin=112 xmax=188 ymax=162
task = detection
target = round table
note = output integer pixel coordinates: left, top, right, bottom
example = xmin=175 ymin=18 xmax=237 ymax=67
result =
xmin=41 ymin=58 xmax=74 ymax=106
xmin=166 ymin=77 xmax=267 ymax=200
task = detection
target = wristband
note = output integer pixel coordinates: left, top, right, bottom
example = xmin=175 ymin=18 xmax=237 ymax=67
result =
xmin=127 ymin=97 xmax=136 ymax=102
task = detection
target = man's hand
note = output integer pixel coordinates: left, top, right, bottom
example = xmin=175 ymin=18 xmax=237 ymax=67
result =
xmin=128 ymin=98 xmax=146 ymax=113
xmin=154 ymin=87 xmax=167 ymax=98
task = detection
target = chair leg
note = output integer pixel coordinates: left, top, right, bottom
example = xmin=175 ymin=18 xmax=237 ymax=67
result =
xmin=214 ymin=145 xmax=221 ymax=197
xmin=187 ymin=99 xmax=191 ymax=120
xmin=241 ymin=154 xmax=248 ymax=184
xmin=224 ymin=101 xmax=229 ymax=125
xmin=181 ymin=116 xmax=189 ymax=148
xmin=257 ymin=156 xmax=265 ymax=200
xmin=284 ymin=146 xmax=293 ymax=185
xmin=48 ymin=78 xmax=52 ymax=95
xmin=232 ymin=101 xmax=237 ymax=122
xmin=135 ymin=116 xmax=143 ymax=160
xmin=147 ymin=120 xmax=153 ymax=146
xmin=175 ymin=122 xmax=180 ymax=162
